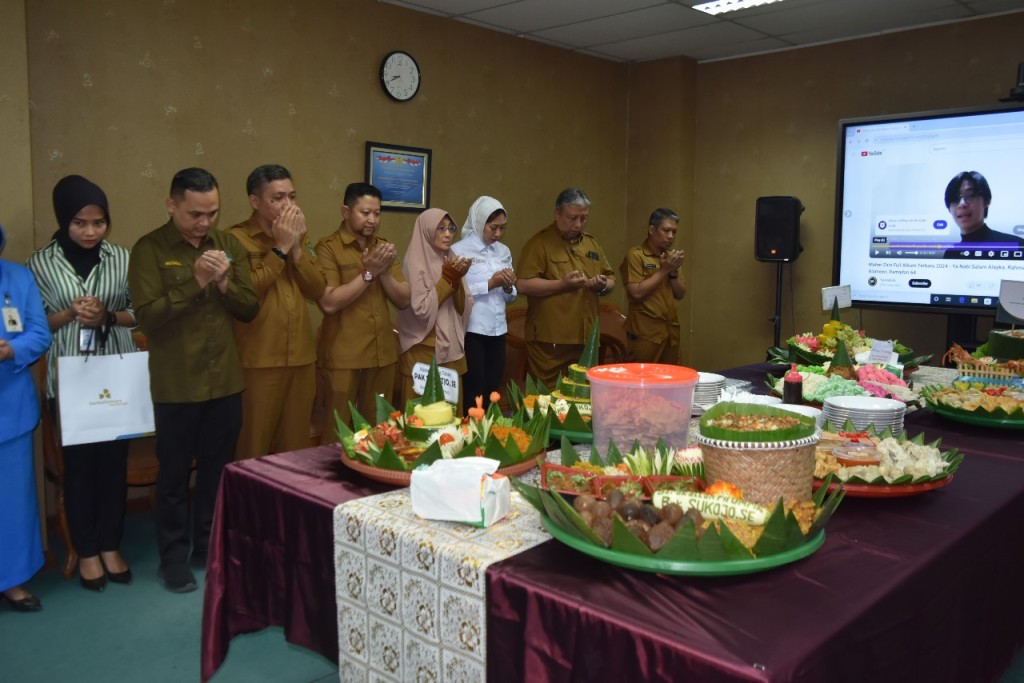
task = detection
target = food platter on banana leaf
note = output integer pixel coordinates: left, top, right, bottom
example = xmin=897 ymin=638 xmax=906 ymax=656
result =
xmin=813 ymin=420 xmax=963 ymax=497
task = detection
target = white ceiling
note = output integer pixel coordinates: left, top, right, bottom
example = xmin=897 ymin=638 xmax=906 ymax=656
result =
xmin=379 ymin=0 xmax=1024 ymax=63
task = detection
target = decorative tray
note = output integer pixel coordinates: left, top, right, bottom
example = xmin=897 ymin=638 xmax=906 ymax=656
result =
xmin=541 ymin=516 xmax=825 ymax=576
xmin=925 ymin=402 xmax=1024 ymax=430
xmin=340 ymin=450 xmax=540 ymax=487
xmin=921 ymin=383 xmax=1024 ymax=430
xmin=814 ymin=421 xmax=963 ymax=497
xmin=813 ymin=476 xmax=953 ymax=498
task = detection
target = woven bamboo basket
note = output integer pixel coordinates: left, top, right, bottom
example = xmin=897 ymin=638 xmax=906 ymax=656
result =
xmin=696 ymin=433 xmax=820 ymax=506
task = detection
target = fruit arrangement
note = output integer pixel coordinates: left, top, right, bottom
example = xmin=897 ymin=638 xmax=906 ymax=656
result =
xmin=769 ymin=305 xmax=931 ymax=371
xmin=335 ymin=359 xmax=551 ymax=473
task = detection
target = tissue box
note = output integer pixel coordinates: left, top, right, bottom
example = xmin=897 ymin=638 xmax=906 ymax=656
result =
xmin=410 ymin=458 xmax=511 ymax=528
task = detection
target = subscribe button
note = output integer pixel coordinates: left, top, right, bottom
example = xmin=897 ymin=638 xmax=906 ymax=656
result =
xmin=909 ymin=279 xmax=931 ymax=288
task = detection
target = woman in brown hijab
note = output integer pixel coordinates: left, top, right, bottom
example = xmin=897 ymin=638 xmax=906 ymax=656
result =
xmin=396 ymin=208 xmax=473 ymax=414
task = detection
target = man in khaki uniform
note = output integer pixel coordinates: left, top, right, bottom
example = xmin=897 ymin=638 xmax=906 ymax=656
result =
xmin=316 ymin=183 xmax=410 ymax=430
xmin=229 ymin=164 xmax=325 ymax=459
xmin=517 ymin=188 xmax=615 ymax=388
xmin=619 ymin=208 xmax=686 ymax=364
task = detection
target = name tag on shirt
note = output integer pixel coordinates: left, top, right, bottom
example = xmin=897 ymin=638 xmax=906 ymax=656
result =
xmin=587 ymin=251 xmax=600 ymax=261
xmin=79 ymin=327 xmax=97 ymax=352
xmin=3 ymin=306 xmax=23 ymax=333
xmin=643 ymin=263 xmax=656 ymax=270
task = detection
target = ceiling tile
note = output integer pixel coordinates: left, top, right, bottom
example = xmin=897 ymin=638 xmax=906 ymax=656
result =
xmin=533 ymin=4 xmax=715 ymax=48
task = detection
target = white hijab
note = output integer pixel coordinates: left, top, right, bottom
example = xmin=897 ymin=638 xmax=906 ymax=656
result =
xmin=460 ymin=196 xmax=507 ymax=241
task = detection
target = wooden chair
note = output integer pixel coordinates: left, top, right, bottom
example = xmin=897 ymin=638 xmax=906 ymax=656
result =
xmin=41 ymin=332 xmax=163 ymax=579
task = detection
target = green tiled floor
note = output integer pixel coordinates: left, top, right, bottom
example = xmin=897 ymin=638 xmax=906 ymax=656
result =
xmin=1 ymin=511 xmax=336 ymax=682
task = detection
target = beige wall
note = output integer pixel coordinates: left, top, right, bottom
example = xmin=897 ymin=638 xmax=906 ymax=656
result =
xmin=689 ymin=13 xmax=1024 ymax=369
xmin=15 ymin=2 xmax=1024 ymax=374
xmin=1 ymin=0 xmax=33 ymax=262
xmin=625 ymin=58 xmax=698 ymax=361
xmin=24 ymin=0 xmax=627 ymax=267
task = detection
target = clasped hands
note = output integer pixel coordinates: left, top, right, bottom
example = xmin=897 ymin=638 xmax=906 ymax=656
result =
xmin=442 ymin=256 xmax=472 ymax=286
xmin=67 ymin=295 xmax=108 ymax=327
xmin=270 ymin=205 xmax=308 ymax=257
xmin=561 ymin=270 xmax=608 ymax=293
xmin=194 ymin=250 xmax=232 ymax=289
xmin=361 ymin=242 xmax=398 ymax=279
xmin=660 ymin=249 xmax=684 ymax=275
xmin=489 ymin=268 xmax=516 ymax=293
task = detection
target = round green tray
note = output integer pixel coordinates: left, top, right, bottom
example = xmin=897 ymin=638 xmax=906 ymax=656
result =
xmin=926 ymin=401 xmax=1024 ymax=430
xmin=540 ymin=516 xmax=825 ymax=576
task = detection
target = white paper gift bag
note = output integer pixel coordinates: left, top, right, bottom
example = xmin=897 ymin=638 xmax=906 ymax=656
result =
xmin=410 ymin=457 xmax=511 ymax=528
xmin=57 ymin=352 xmax=156 ymax=446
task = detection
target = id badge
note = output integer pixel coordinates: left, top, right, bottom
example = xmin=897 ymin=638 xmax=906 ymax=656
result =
xmin=3 ymin=306 xmax=23 ymax=333
xmin=79 ymin=327 xmax=97 ymax=352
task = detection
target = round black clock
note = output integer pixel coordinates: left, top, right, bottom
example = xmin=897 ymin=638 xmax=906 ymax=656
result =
xmin=380 ymin=51 xmax=421 ymax=102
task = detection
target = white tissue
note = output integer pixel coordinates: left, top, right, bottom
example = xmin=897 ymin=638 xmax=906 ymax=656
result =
xmin=410 ymin=457 xmax=511 ymax=528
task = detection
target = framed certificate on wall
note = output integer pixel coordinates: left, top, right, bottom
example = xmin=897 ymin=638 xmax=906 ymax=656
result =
xmin=365 ymin=141 xmax=432 ymax=212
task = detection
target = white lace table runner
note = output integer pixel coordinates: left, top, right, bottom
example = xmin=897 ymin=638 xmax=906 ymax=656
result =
xmin=334 ymin=488 xmax=549 ymax=682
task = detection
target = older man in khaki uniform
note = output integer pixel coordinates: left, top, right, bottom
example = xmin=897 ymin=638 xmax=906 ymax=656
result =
xmin=316 ymin=183 xmax=410 ymax=430
xmin=229 ymin=164 xmax=325 ymax=459
xmin=517 ymin=188 xmax=615 ymax=388
xmin=619 ymin=208 xmax=686 ymax=364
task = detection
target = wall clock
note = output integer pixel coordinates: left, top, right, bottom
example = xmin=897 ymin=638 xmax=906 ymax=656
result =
xmin=380 ymin=51 xmax=421 ymax=102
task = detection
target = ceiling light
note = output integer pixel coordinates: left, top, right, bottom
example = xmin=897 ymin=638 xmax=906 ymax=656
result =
xmin=693 ymin=0 xmax=784 ymax=16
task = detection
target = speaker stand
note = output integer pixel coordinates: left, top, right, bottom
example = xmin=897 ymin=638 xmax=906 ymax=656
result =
xmin=768 ymin=261 xmax=785 ymax=355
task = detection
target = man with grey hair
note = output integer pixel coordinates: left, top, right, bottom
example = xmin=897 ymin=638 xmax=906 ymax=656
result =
xmin=619 ymin=208 xmax=686 ymax=363
xmin=517 ymin=188 xmax=615 ymax=388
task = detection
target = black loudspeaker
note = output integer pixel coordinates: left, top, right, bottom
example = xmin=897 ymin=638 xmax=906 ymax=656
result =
xmin=754 ymin=196 xmax=804 ymax=262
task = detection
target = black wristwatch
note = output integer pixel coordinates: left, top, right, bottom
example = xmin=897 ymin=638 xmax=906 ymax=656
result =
xmin=271 ymin=247 xmax=288 ymax=260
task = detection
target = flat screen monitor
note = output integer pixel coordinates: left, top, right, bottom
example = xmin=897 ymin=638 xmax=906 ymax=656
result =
xmin=832 ymin=102 xmax=1024 ymax=315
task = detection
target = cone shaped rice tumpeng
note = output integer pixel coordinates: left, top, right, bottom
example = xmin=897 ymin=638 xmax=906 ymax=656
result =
xmin=826 ymin=339 xmax=857 ymax=380
xmin=830 ymin=298 xmax=842 ymax=323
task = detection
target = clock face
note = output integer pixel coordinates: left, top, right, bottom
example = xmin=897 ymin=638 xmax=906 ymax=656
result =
xmin=380 ymin=51 xmax=420 ymax=102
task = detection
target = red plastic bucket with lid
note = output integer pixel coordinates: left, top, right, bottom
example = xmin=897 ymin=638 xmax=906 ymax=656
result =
xmin=587 ymin=363 xmax=698 ymax=456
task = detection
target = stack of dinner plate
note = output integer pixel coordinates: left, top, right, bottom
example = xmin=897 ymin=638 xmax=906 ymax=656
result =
xmin=694 ymin=372 xmax=727 ymax=407
xmin=822 ymin=395 xmax=905 ymax=435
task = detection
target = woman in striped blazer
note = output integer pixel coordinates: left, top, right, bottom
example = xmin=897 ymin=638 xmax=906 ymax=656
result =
xmin=27 ymin=175 xmax=136 ymax=592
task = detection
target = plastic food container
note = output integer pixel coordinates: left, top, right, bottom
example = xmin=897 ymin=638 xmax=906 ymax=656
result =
xmin=587 ymin=364 xmax=698 ymax=455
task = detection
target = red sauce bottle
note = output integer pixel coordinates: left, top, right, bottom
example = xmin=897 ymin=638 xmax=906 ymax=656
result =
xmin=783 ymin=364 xmax=803 ymax=405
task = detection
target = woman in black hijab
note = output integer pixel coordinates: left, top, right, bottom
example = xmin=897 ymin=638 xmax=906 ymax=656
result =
xmin=27 ymin=175 xmax=136 ymax=592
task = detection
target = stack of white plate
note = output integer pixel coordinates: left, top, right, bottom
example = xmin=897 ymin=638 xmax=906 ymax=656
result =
xmin=694 ymin=372 xmax=726 ymax=406
xmin=822 ymin=395 xmax=905 ymax=434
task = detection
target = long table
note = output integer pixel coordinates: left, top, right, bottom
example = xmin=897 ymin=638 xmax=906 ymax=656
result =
xmin=200 ymin=447 xmax=387 ymax=681
xmin=201 ymin=365 xmax=1024 ymax=682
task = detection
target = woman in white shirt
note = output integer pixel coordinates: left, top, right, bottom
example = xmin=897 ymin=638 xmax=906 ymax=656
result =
xmin=451 ymin=196 xmax=517 ymax=409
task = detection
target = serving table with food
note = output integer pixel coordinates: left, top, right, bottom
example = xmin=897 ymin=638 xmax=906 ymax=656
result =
xmin=202 ymin=358 xmax=1024 ymax=683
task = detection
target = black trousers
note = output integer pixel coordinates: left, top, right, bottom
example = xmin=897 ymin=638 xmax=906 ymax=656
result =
xmin=153 ymin=393 xmax=241 ymax=567
xmin=62 ymin=438 xmax=129 ymax=558
xmin=463 ymin=332 xmax=506 ymax=409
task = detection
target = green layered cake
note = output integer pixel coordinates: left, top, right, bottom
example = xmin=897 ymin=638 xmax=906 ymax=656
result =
xmin=987 ymin=329 xmax=1024 ymax=361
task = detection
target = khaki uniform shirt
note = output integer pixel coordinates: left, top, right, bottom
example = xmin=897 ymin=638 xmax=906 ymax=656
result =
xmin=128 ymin=220 xmax=258 ymax=403
xmin=518 ymin=223 xmax=613 ymax=345
xmin=315 ymin=226 xmax=405 ymax=370
xmin=228 ymin=217 xmax=325 ymax=368
xmin=619 ymin=243 xmax=682 ymax=344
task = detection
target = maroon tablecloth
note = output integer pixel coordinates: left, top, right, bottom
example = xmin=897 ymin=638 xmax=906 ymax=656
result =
xmin=199 ymin=371 xmax=1024 ymax=683
xmin=200 ymin=445 xmax=386 ymax=682
xmin=486 ymin=364 xmax=1024 ymax=682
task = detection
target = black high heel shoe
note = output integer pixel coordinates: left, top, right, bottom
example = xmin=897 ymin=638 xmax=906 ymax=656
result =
xmin=2 ymin=592 xmax=43 ymax=612
xmin=107 ymin=567 xmax=133 ymax=585
xmin=100 ymin=556 xmax=133 ymax=585
xmin=79 ymin=573 xmax=107 ymax=592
